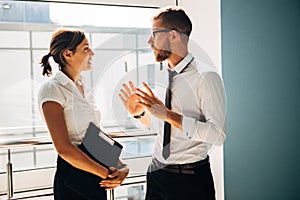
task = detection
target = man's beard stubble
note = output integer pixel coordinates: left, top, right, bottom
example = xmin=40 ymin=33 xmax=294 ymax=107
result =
xmin=155 ymin=49 xmax=171 ymax=62
xmin=152 ymin=41 xmax=171 ymax=62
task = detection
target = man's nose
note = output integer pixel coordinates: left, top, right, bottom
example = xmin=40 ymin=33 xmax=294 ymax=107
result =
xmin=147 ymin=36 xmax=153 ymax=45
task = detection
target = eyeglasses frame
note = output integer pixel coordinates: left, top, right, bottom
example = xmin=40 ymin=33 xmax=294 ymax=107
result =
xmin=151 ymin=28 xmax=178 ymax=38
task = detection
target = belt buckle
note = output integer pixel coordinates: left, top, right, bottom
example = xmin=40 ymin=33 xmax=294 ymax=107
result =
xmin=180 ymin=163 xmax=193 ymax=169
xmin=152 ymin=158 xmax=197 ymax=175
xmin=180 ymin=169 xmax=195 ymax=175
xmin=163 ymin=165 xmax=195 ymax=175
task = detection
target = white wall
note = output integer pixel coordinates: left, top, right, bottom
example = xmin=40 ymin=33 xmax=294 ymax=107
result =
xmin=179 ymin=1 xmax=224 ymax=200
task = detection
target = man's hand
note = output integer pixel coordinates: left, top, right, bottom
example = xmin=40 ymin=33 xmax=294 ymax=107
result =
xmin=135 ymin=82 xmax=169 ymax=120
xmin=119 ymin=81 xmax=145 ymax=116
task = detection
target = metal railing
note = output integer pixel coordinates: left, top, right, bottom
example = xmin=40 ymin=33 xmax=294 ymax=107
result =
xmin=0 ymin=136 xmax=52 ymax=199
xmin=0 ymin=131 xmax=155 ymax=200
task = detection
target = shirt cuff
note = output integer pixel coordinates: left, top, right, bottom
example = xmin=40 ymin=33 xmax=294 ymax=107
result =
xmin=181 ymin=116 xmax=195 ymax=138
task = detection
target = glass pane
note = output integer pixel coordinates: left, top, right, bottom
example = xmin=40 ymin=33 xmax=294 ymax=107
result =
xmin=35 ymin=146 xmax=56 ymax=167
xmin=120 ymin=137 xmax=155 ymax=159
xmin=0 ymin=31 xmax=29 ymax=48
xmin=113 ymin=184 xmax=146 ymax=200
xmin=0 ymin=1 xmax=51 ymax=23
xmin=32 ymin=31 xmax=53 ymax=48
xmin=0 ymin=153 xmax=6 ymax=172
xmin=11 ymin=149 xmax=34 ymax=170
xmin=49 ymin=3 xmax=156 ymax=28
xmin=0 ymin=0 xmax=158 ymax=197
xmin=94 ymin=50 xmax=138 ymax=128
xmin=0 ymin=50 xmax=31 ymax=132
xmin=92 ymin=33 xmax=136 ymax=49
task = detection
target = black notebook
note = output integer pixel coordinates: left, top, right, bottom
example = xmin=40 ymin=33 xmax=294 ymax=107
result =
xmin=82 ymin=122 xmax=123 ymax=168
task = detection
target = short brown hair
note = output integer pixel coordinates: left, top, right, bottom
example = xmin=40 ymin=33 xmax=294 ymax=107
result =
xmin=153 ymin=6 xmax=192 ymax=37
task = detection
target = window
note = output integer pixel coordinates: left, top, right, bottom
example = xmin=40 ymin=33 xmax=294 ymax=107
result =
xmin=0 ymin=0 xmax=164 ymax=198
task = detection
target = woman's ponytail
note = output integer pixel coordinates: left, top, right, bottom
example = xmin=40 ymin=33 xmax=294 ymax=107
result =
xmin=40 ymin=29 xmax=85 ymax=77
xmin=40 ymin=53 xmax=52 ymax=76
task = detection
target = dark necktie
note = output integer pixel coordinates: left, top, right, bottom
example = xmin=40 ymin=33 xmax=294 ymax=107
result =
xmin=162 ymin=69 xmax=177 ymax=159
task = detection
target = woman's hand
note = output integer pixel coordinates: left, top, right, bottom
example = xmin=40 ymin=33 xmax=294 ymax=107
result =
xmin=100 ymin=165 xmax=129 ymax=190
xmin=119 ymin=81 xmax=145 ymax=116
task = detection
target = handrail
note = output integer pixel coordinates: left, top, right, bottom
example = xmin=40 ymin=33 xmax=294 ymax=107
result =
xmin=0 ymin=130 xmax=155 ymax=199
xmin=0 ymin=136 xmax=52 ymax=149
xmin=0 ymin=136 xmax=53 ymax=199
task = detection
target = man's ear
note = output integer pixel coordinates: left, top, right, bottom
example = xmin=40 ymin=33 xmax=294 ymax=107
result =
xmin=170 ymin=30 xmax=178 ymax=41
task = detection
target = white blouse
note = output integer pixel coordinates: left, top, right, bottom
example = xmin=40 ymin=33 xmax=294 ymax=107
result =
xmin=38 ymin=71 xmax=100 ymax=145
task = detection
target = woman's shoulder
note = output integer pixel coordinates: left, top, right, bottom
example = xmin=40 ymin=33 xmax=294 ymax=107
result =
xmin=38 ymin=78 xmax=65 ymax=99
xmin=39 ymin=78 xmax=60 ymax=92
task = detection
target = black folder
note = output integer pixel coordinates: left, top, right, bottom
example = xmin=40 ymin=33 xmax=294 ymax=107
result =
xmin=82 ymin=122 xmax=123 ymax=168
xmin=63 ymin=122 xmax=123 ymax=198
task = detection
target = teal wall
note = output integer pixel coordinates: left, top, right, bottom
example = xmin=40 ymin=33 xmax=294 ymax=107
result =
xmin=222 ymin=0 xmax=300 ymax=199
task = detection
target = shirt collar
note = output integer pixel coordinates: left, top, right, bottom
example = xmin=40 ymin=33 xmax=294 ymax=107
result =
xmin=171 ymin=53 xmax=194 ymax=74
xmin=54 ymin=70 xmax=83 ymax=86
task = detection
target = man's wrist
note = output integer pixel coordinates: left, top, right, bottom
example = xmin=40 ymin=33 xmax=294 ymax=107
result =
xmin=117 ymin=163 xmax=128 ymax=170
xmin=133 ymin=111 xmax=145 ymax=119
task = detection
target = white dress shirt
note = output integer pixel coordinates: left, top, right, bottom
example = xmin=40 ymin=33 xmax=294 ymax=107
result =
xmin=152 ymin=53 xmax=226 ymax=164
xmin=38 ymin=71 xmax=101 ymax=145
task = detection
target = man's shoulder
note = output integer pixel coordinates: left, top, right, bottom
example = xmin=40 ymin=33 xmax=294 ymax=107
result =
xmin=193 ymin=58 xmax=218 ymax=74
xmin=188 ymin=59 xmax=224 ymax=84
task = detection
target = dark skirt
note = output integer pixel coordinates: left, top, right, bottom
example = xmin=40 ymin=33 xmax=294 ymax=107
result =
xmin=53 ymin=144 xmax=107 ymax=200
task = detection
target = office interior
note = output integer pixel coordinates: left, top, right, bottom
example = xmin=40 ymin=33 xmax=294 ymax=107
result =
xmin=0 ymin=0 xmax=299 ymax=199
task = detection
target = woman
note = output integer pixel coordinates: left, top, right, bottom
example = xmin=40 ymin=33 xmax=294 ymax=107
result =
xmin=38 ymin=29 xmax=128 ymax=200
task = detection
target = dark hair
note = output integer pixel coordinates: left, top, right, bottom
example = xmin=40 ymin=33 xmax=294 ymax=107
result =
xmin=153 ymin=6 xmax=192 ymax=37
xmin=40 ymin=29 xmax=86 ymax=76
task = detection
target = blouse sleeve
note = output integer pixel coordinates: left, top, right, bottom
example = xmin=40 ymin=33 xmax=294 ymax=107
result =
xmin=38 ymin=81 xmax=66 ymax=112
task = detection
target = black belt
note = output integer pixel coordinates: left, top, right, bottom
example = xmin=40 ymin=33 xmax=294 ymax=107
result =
xmin=152 ymin=156 xmax=209 ymax=175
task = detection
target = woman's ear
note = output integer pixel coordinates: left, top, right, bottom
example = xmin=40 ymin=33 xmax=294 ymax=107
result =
xmin=63 ymin=49 xmax=72 ymax=59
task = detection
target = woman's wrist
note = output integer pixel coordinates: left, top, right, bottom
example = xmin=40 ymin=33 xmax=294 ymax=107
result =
xmin=102 ymin=167 xmax=110 ymax=179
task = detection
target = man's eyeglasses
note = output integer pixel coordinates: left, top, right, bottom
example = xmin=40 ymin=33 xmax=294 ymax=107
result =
xmin=151 ymin=28 xmax=177 ymax=38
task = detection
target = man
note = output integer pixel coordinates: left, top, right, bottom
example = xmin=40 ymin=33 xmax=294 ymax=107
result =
xmin=119 ymin=6 xmax=226 ymax=200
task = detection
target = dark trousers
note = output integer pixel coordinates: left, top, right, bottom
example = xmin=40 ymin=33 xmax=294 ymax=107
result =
xmin=145 ymin=158 xmax=215 ymax=200
xmin=54 ymin=145 xmax=107 ymax=200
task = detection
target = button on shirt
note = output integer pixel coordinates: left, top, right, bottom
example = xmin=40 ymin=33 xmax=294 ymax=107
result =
xmin=38 ymin=71 xmax=101 ymax=145
xmin=152 ymin=53 xmax=226 ymax=164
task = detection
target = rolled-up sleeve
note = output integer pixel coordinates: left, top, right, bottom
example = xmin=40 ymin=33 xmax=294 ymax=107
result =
xmin=182 ymin=72 xmax=226 ymax=146
xmin=181 ymin=116 xmax=195 ymax=138
xmin=38 ymin=82 xmax=66 ymax=112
